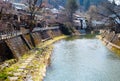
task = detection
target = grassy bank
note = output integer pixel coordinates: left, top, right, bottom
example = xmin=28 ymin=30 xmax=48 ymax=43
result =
xmin=38 ymin=35 xmax=68 ymax=48
xmin=0 ymin=35 xmax=68 ymax=81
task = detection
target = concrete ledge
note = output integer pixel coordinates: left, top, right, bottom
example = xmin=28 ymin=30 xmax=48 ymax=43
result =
xmin=98 ymin=35 xmax=120 ymax=54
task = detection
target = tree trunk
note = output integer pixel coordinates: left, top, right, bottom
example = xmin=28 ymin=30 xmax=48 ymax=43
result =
xmin=0 ymin=8 xmax=3 ymax=20
xmin=29 ymin=13 xmax=36 ymax=47
xmin=29 ymin=32 xmax=36 ymax=47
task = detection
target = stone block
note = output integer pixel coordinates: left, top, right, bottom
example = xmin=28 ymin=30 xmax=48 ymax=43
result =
xmin=8 ymin=77 xmax=18 ymax=81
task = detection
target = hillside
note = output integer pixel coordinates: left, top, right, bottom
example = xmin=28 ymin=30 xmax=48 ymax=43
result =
xmin=14 ymin=0 xmax=107 ymax=10
xmin=48 ymin=0 xmax=107 ymax=10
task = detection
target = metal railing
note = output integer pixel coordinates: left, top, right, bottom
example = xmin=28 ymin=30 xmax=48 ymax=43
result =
xmin=0 ymin=26 xmax=59 ymax=40
xmin=0 ymin=30 xmax=22 ymax=40
xmin=32 ymin=26 xmax=59 ymax=32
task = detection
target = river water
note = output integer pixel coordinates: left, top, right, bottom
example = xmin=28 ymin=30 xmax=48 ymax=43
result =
xmin=44 ymin=35 xmax=120 ymax=81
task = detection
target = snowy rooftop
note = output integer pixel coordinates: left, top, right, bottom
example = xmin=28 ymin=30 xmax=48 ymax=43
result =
xmin=12 ymin=3 xmax=28 ymax=10
xmin=51 ymin=8 xmax=59 ymax=14
xmin=92 ymin=20 xmax=105 ymax=25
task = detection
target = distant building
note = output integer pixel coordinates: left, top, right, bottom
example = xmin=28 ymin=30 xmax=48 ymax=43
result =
xmin=12 ymin=3 xmax=28 ymax=11
xmin=92 ymin=20 xmax=104 ymax=27
xmin=73 ymin=14 xmax=87 ymax=30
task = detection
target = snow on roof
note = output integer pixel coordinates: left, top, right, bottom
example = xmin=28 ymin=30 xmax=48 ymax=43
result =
xmin=115 ymin=17 xmax=120 ymax=24
xmin=92 ymin=20 xmax=104 ymax=25
xmin=109 ymin=13 xmax=120 ymax=18
xmin=12 ymin=3 xmax=26 ymax=6
xmin=12 ymin=3 xmax=28 ymax=10
xmin=74 ymin=14 xmax=80 ymax=17
xmin=15 ymin=6 xmax=22 ymax=10
xmin=109 ymin=14 xmax=116 ymax=18
xmin=109 ymin=13 xmax=120 ymax=24
xmin=59 ymin=6 xmax=65 ymax=10
xmin=51 ymin=8 xmax=59 ymax=14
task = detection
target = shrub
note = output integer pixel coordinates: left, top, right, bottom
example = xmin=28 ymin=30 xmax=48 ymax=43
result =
xmin=0 ymin=72 xmax=8 ymax=80
xmin=59 ymin=23 xmax=72 ymax=35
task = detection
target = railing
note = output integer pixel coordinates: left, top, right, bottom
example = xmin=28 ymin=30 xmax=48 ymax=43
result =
xmin=0 ymin=31 xmax=22 ymax=40
xmin=32 ymin=26 xmax=59 ymax=32
xmin=0 ymin=26 xmax=59 ymax=40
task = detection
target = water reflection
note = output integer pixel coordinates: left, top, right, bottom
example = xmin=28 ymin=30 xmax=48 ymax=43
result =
xmin=44 ymin=36 xmax=120 ymax=81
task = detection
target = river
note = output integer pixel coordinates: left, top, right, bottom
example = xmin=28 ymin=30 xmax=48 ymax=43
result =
xmin=44 ymin=35 xmax=120 ymax=81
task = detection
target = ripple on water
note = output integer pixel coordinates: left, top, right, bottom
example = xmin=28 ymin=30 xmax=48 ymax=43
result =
xmin=44 ymin=38 xmax=120 ymax=81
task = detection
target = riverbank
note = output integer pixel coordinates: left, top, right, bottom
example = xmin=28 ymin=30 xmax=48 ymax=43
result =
xmin=97 ymin=30 xmax=120 ymax=55
xmin=0 ymin=35 xmax=67 ymax=81
xmin=44 ymin=33 xmax=120 ymax=81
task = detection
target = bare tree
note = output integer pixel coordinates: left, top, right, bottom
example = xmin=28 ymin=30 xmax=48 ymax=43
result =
xmin=87 ymin=5 xmax=98 ymax=28
xmin=0 ymin=0 xmax=11 ymax=19
xmin=26 ymin=0 xmax=43 ymax=31
xmin=95 ymin=1 xmax=120 ymax=33
xmin=25 ymin=0 xmax=43 ymax=47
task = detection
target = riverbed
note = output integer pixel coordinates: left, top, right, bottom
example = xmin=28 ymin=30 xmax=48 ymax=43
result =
xmin=44 ymin=35 xmax=120 ymax=81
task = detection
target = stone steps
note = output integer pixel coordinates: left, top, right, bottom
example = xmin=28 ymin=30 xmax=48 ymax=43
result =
xmin=13 ymin=73 xmax=21 ymax=77
xmin=8 ymin=55 xmax=36 ymax=81
xmin=8 ymin=77 xmax=18 ymax=81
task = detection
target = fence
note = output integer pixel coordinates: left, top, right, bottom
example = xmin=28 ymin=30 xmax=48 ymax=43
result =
xmin=0 ymin=26 xmax=59 ymax=40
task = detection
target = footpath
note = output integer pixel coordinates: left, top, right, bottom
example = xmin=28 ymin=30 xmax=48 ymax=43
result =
xmin=0 ymin=35 xmax=67 ymax=81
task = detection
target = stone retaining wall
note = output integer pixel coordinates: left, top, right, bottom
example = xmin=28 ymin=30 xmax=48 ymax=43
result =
xmin=0 ymin=28 xmax=62 ymax=63
xmin=100 ymin=30 xmax=120 ymax=54
xmin=0 ymin=35 xmax=67 ymax=81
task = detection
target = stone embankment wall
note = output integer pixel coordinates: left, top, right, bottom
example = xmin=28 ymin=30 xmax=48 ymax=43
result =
xmin=0 ymin=28 xmax=62 ymax=62
xmin=100 ymin=30 xmax=120 ymax=54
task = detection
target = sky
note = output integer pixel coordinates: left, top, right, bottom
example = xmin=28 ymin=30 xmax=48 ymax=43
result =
xmin=109 ymin=0 xmax=120 ymax=5
xmin=116 ymin=0 xmax=120 ymax=5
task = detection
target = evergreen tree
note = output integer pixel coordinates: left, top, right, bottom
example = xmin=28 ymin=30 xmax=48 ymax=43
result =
xmin=79 ymin=0 xmax=83 ymax=5
xmin=66 ymin=0 xmax=78 ymax=22
xmin=84 ymin=0 xmax=90 ymax=11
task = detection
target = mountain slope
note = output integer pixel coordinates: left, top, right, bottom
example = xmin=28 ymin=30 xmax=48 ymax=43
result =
xmin=14 ymin=0 xmax=107 ymax=10
xmin=47 ymin=0 xmax=106 ymax=10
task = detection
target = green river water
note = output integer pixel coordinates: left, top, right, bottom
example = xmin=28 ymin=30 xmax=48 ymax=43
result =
xmin=44 ymin=35 xmax=120 ymax=81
